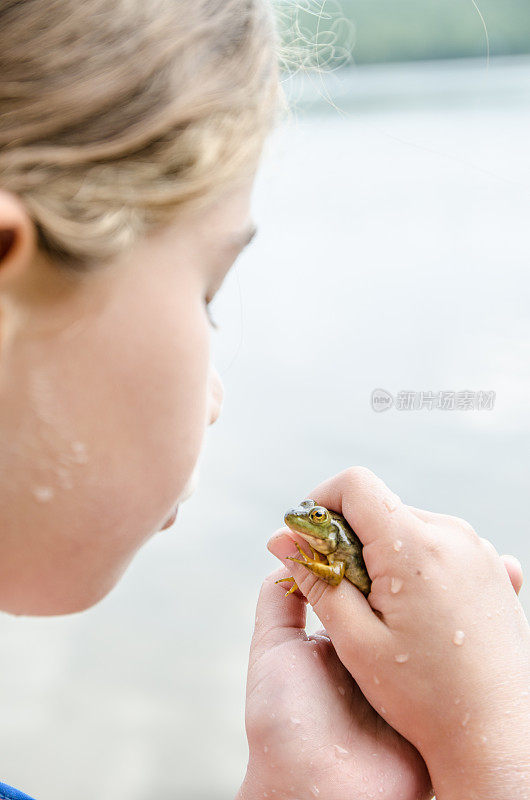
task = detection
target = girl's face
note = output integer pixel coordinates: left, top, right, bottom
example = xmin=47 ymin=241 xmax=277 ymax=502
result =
xmin=0 ymin=177 xmax=256 ymax=615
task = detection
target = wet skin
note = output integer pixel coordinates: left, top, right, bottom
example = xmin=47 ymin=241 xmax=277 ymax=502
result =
xmin=277 ymin=499 xmax=371 ymax=597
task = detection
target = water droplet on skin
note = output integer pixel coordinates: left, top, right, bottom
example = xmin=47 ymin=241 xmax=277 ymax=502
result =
xmin=390 ymin=577 xmax=403 ymax=594
xmin=453 ymin=630 xmax=465 ymax=646
xmin=480 ymin=735 xmax=488 ymax=743
xmin=462 ymin=713 xmax=470 ymax=727
xmin=71 ymin=441 xmax=88 ymax=464
xmin=270 ymin=712 xmax=276 ymax=719
xmin=441 ymin=584 xmax=448 ymax=591
xmin=522 ymin=691 xmax=529 ymax=697
xmin=290 ymin=717 xmax=301 ymax=727
xmin=263 ymin=745 xmax=269 ymax=753
xmin=486 ymin=612 xmax=492 ymax=619
xmin=333 ymin=745 xmax=349 ymax=758
xmin=32 ymin=486 xmax=54 ymax=503
xmin=301 ymin=735 xmax=309 ymax=742
xmin=313 ymin=650 xmax=318 ymax=658
xmin=423 ymin=574 xmax=430 ymax=581
xmin=310 ymin=784 xmax=320 ymax=796
xmin=380 ymin=707 xmax=387 ymax=714
xmin=393 ymin=539 xmax=403 ymax=552
xmin=338 ymin=686 xmax=346 ymax=696
xmin=373 ymin=675 xmax=380 ymax=684
xmin=394 ymin=653 xmax=410 ymax=663
xmin=455 ymin=697 xmax=461 ymax=705
xmin=290 ymin=663 xmax=295 ymax=669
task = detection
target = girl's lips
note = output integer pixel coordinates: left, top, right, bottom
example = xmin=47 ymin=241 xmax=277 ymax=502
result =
xmin=160 ymin=506 xmax=179 ymax=530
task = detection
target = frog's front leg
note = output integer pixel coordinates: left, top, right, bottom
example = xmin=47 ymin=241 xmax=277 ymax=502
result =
xmin=275 ymin=576 xmax=299 ymax=596
xmin=287 ymin=542 xmax=345 ymax=586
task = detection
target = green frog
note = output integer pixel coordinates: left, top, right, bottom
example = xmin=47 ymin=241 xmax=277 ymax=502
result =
xmin=276 ymin=499 xmax=371 ymax=597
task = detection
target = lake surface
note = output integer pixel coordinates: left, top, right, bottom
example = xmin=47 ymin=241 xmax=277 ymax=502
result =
xmin=0 ymin=57 xmax=528 ymax=799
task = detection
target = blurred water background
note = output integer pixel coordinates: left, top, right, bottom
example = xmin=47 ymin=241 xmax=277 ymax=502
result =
xmin=0 ymin=9 xmax=529 ymax=799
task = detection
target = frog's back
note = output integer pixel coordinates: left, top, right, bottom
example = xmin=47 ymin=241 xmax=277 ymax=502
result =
xmin=330 ymin=510 xmax=371 ymax=596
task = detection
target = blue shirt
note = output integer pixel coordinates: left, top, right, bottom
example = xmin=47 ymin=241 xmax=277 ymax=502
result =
xmin=0 ymin=781 xmax=36 ymax=800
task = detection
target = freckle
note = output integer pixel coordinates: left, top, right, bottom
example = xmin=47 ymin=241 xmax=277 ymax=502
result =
xmin=462 ymin=712 xmax=470 ymax=727
xmin=338 ymin=686 xmax=346 ymax=696
xmin=32 ymin=486 xmax=54 ymax=502
xmin=390 ymin=577 xmax=403 ymax=594
xmin=416 ymin=569 xmax=421 ymax=576
xmin=373 ymin=675 xmax=380 ymax=684
xmin=394 ymin=653 xmax=410 ymax=663
xmin=393 ymin=539 xmax=403 ymax=552
xmin=453 ymin=630 xmax=465 ymax=646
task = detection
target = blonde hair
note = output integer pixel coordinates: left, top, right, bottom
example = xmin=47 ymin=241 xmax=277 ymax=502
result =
xmin=0 ymin=0 xmax=283 ymax=270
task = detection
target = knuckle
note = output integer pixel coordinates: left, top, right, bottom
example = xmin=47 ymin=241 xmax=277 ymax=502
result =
xmin=479 ymin=536 xmax=499 ymax=557
xmin=451 ymin=516 xmax=478 ymax=537
xmin=303 ymin=574 xmax=330 ymax=610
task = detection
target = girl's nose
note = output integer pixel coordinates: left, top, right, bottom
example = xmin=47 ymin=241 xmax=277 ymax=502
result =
xmin=208 ymin=366 xmax=224 ymax=426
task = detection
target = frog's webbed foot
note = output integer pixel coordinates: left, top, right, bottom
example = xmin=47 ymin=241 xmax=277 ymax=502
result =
xmin=275 ymin=576 xmax=299 ymax=596
xmin=287 ymin=542 xmax=346 ymax=587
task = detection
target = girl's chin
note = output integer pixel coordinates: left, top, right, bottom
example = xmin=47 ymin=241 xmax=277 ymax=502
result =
xmin=159 ymin=463 xmax=201 ymax=531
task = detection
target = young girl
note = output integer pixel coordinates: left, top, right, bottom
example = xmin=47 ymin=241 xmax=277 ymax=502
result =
xmin=0 ymin=1 xmax=528 ymax=799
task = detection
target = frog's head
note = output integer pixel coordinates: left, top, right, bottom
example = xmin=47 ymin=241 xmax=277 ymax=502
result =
xmin=284 ymin=498 xmax=337 ymax=555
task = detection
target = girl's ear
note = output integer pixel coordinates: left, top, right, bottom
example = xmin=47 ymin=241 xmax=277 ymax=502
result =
xmin=0 ymin=190 xmax=36 ymax=284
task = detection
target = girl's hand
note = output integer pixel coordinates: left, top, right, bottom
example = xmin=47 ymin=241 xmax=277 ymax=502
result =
xmin=268 ymin=467 xmax=530 ymax=800
xmin=237 ymin=568 xmax=433 ymax=800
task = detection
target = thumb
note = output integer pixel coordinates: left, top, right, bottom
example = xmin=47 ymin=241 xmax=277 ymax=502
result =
xmin=248 ymin=566 xmax=309 ymax=665
xmin=267 ymin=531 xmax=389 ymax=668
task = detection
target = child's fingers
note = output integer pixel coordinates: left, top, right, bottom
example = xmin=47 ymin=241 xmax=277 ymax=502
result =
xmin=407 ymin=507 xmax=524 ymax=595
xmin=249 ymin=567 xmax=308 ymax=663
xmin=267 ymin=532 xmax=390 ymax=669
xmin=306 ymin=466 xmax=423 ymax=549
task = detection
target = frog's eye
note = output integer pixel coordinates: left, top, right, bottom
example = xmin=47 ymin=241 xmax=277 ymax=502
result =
xmin=309 ymin=506 xmax=329 ymax=524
